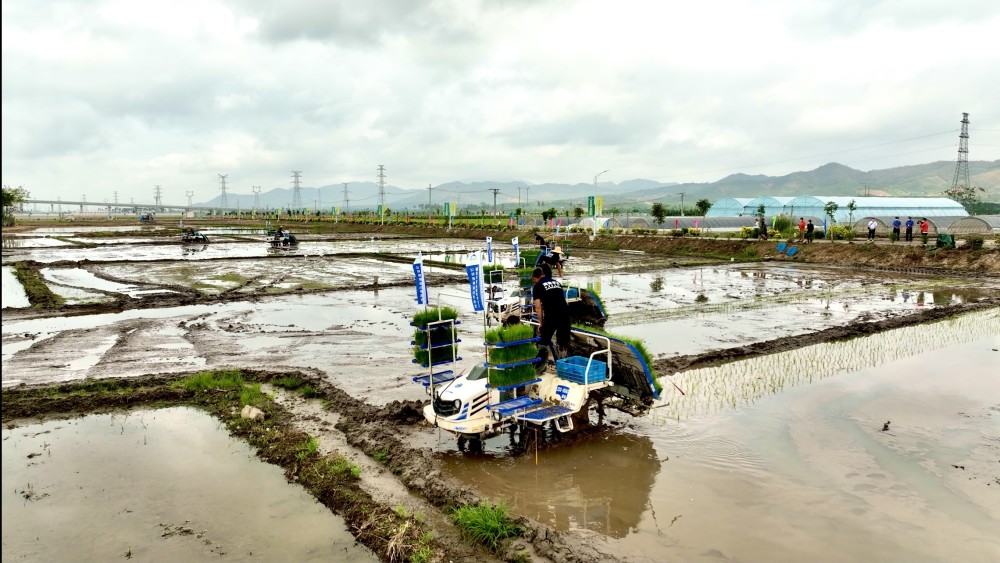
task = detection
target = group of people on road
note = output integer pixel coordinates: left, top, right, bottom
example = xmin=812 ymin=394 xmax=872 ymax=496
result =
xmin=794 ymin=216 xmax=931 ymax=243
xmin=871 ymin=216 xmax=929 ymax=242
xmin=798 ymin=217 xmax=815 ymax=243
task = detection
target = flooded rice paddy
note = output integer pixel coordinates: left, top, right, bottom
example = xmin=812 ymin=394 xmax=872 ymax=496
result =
xmin=2 ymin=407 xmax=376 ymax=562
xmin=439 ymin=317 xmax=1000 ymax=562
xmin=3 ymin=224 xmax=998 ymax=562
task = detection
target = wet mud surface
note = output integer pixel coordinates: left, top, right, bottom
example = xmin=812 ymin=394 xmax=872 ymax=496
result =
xmin=3 ymin=407 xmax=377 ymax=562
xmin=3 ymin=220 xmax=999 ymax=562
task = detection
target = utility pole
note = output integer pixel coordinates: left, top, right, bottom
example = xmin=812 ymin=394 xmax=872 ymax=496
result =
xmin=218 ymin=174 xmax=229 ymax=209
xmin=113 ymin=191 xmax=119 ymax=205
xmin=186 ymin=191 xmax=194 ymax=208
xmin=678 ymin=192 xmax=685 ymax=216
xmin=951 ymin=112 xmax=971 ymax=191
xmin=377 ymin=165 xmax=387 ymax=224
xmin=252 ymin=186 xmax=261 ymax=210
xmin=154 ymin=185 xmax=162 ymax=209
xmin=489 ymin=188 xmax=501 ymax=221
xmin=342 ymin=183 xmax=350 ymax=213
xmin=290 ymin=171 xmax=302 ymax=210
xmin=426 ymin=183 xmax=433 ymax=222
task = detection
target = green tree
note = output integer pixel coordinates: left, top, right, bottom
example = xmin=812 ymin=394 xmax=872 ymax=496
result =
xmin=650 ymin=203 xmax=667 ymax=226
xmin=823 ymin=201 xmax=839 ymax=240
xmin=943 ymin=185 xmax=986 ymax=208
xmin=695 ymin=198 xmax=712 ymax=216
xmin=573 ymin=207 xmax=584 ymax=220
xmin=541 ymin=207 xmax=558 ymax=222
xmin=2 ymin=185 xmax=30 ymax=227
xmin=846 ymin=199 xmax=857 ymax=226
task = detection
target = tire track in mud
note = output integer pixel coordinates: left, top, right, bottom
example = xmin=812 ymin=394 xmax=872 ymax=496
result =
xmin=653 ymin=299 xmax=1000 ymax=375
xmin=253 ymin=372 xmax=626 ymax=563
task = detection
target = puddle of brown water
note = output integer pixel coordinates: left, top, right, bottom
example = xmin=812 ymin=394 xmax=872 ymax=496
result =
xmin=1 ymin=406 xmax=377 ymax=562
xmin=439 ymin=316 xmax=1000 ymax=562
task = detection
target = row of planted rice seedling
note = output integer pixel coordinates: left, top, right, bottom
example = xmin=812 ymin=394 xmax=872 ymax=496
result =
xmin=652 ymin=309 xmax=999 ymax=422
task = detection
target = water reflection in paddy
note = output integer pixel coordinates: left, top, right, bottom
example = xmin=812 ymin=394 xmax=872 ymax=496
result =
xmin=439 ymin=313 xmax=1000 ymax=563
xmin=2 ymin=407 xmax=376 ymax=562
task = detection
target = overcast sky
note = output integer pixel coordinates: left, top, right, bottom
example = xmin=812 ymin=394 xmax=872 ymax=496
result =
xmin=3 ymin=0 xmax=999 ymax=207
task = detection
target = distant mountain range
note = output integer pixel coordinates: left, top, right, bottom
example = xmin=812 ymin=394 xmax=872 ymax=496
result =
xmin=199 ymin=160 xmax=1000 ymax=211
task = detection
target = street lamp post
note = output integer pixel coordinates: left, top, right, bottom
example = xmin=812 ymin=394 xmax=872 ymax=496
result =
xmin=678 ymin=192 xmax=685 ymax=216
xmin=593 ymin=170 xmax=608 ymax=236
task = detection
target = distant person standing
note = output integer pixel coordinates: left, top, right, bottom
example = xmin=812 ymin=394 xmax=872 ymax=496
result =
xmin=867 ymin=218 xmax=878 ymax=242
xmin=891 ymin=217 xmax=901 ymax=241
xmin=920 ymin=218 xmax=929 ymax=241
xmin=805 ymin=219 xmax=815 ymax=243
xmin=905 ymin=217 xmax=914 ymax=242
xmin=535 ymin=232 xmax=546 ymax=250
xmin=798 ymin=217 xmax=806 ymax=241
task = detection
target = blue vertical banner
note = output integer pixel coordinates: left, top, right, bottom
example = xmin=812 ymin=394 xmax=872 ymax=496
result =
xmin=465 ymin=251 xmax=485 ymax=312
xmin=412 ymin=252 xmax=428 ymax=305
xmin=486 ymin=236 xmax=493 ymax=264
xmin=511 ymin=236 xmax=519 ymax=267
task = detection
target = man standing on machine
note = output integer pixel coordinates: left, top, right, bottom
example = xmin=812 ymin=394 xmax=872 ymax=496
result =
xmin=531 ymin=267 xmax=570 ymax=360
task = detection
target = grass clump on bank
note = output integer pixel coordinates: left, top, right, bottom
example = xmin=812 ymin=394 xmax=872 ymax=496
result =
xmin=296 ymin=436 xmax=321 ymax=461
xmin=13 ymin=262 xmax=65 ymax=308
xmin=271 ymin=376 xmax=321 ymax=398
xmin=451 ymin=500 xmax=522 ymax=551
xmin=174 ymin=369 xmax=245 ymax=391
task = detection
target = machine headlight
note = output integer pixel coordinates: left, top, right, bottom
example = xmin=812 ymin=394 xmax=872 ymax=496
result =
xmin=453 ymin=399 xmax=462 ymax=410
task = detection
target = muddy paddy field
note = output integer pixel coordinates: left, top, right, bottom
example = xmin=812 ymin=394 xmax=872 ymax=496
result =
xmin=3 ymin=221 xmax=999 ymax=562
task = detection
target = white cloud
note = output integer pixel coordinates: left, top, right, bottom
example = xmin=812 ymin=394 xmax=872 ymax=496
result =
xmin=2 ymin=0 xmax=998 ymax=205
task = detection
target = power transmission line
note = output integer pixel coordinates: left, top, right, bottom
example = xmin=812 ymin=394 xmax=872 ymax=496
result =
xmin=377 ymin=165 xmax=387 ymax=224
xmin=217 ymin=175 xmax=228 ymax=209
xmin=291 ymin=171 xmax=302 ymax=209
xmin=951 ymin=113 xmax=971 ymax=190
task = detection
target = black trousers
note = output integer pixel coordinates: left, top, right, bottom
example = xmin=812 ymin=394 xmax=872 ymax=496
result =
xmin=905 ymin=228 xmax=913 ymax=241
xmin=539 ymin=317 xmax=571 ymax=349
